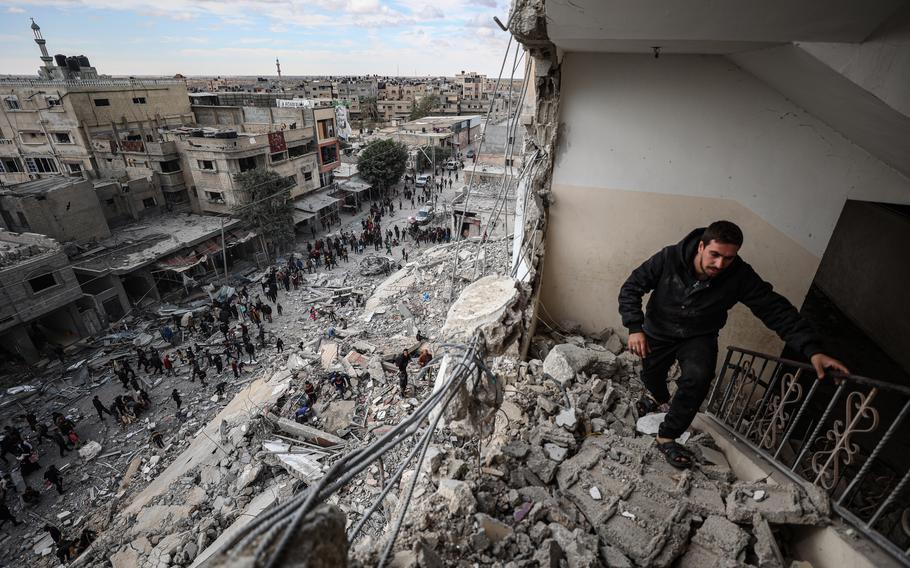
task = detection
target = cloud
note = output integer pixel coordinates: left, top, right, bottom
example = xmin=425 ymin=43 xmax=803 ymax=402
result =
xmin=7 ymin=6 xmax=27 ymax=13
xmin=3 ymin=0 xmax=518 ymax=76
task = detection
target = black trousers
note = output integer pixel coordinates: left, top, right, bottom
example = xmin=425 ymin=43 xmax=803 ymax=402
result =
xmin=640 ymin=333 xmax=718 ymax=440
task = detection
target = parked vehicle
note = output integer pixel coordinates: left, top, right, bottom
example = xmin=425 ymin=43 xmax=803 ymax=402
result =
xmin=408 ymin=206 xmax=435 ymax=225
xmin=445 ymin=160 xmax=458 ymax=170
xmin=465 ymin=148 xmax=475 ymax=159
xmin=415 ymin=174 xmax=431 ymax=188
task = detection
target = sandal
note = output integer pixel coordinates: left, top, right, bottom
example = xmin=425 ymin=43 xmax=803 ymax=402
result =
xmin=656 ymin=440 xmax=693 ymax=469
xmin=635 ymin=395 xmax=670 ymax=416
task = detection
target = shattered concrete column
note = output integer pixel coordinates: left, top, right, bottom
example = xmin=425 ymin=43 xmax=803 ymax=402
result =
xmin=431 ymin=276 xmax=525 ymax=436
xmin=204 ymin=503 xmax=347 ymax=568
xmin=508 ymin=0 xmax=562 ymax=359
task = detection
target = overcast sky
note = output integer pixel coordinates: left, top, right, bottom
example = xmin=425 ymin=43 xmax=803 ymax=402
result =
xmin=0 ymin=0 xmax=514 ymax=77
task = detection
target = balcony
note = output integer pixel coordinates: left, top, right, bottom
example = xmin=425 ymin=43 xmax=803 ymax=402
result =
xmin=156 ymin=171 xmax=186 ymax=188
xmin=145 ymin=141 xmax=179 ymax=157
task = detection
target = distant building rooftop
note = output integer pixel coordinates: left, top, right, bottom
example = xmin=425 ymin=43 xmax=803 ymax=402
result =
xmin=0 ymin=176 xmax=85 ymax=197
xmin=71 ymin=213 xmax=242 ymax=274
xmin=0 ymin=230 xmax=59 ymax=269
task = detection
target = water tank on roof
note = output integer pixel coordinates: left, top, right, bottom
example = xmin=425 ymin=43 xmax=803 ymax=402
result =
xmin=77 ymin=55 xmax=91 ymax=67
xmin=65 ymin=57 xmax=80 ymax=72
xmin=54 ymin=54 xmax=67 ymax=67
xmin=214 ymin=130 xmax=238 ymax=139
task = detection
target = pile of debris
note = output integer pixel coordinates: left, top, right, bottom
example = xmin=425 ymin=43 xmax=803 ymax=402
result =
xmin=350 ymin=329 xmax=829 ymax=567
xmin=33 ymin=238 xmax=514 ymax=568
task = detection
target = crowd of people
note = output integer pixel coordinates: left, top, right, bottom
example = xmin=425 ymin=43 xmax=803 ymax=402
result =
xmin=0 ymin=162 xmax=462 ymax=559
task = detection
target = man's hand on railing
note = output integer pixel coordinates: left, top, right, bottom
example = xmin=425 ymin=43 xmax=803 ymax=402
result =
xmin=810 ymin=353 xmax=849 ymax=379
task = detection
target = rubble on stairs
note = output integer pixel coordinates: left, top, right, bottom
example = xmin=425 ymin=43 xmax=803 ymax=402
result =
xmin=352 ymin=328 xmax=827 ymax=568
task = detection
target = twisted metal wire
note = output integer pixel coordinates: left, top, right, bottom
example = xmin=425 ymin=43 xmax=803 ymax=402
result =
xmin=210 ymin=334 xmax=491 ymax=567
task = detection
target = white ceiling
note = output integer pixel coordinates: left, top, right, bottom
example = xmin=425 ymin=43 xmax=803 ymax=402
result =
xmin=546 ymin=0 xmax=907 ymax=52
xmin=544 ymin=0 xmax=910 ymax=178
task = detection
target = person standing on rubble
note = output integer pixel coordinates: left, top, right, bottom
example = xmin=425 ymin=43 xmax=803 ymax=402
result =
xmin=396 ymin=349 xmax=411 ymax=397
xmin=171 ymin=389 xmax=182 ymax=410
xmin=619 ymin=221 xmax=848 ymax=469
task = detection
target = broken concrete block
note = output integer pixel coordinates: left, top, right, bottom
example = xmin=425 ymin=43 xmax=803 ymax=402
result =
xmin=78 ymin=440 xmax=103 ymax=461
xmin=415 ymin=540 xmax=444 ymax=568
xmin=436 ymin=479 xmax=476 ymax=515
xmin=753 ymin=513 xmax=784 ymax=568
xmin=725 ymin=482 xmax=829 ymax=525
xmin=534 ymin=539 xmax=563 ymax=568
xmin=692 ymin=515 xmax=750 ymax=558
xmin=548 ymin=523 xmax=600 ymax=568
xmin=600 ymin=544 xmax=633 ymax=568
xmin=321 ymin=400 xmax=356 ymax=434
xmin=555 ymin=407 xmax=577 ymax=431
xmin=537 ymin=395 xmax=559 ymax=415
xmin=475 ymin=512 xmax=513 ymax=542
xmin=542 ymin=344 xmax=617 ymax=385
xmin=543 ymin=443 xmax=568 ymax=463
xmin=604 ymin=333 xmax=623 ymax=355
xmin=352 ymin=340 xmax=377 ymax=353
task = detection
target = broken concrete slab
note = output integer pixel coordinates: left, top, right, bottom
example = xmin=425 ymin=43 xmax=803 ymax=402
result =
xmin=321 ymin=400 xmax=356 ymax=435
xmin=78 ymin=440 xmax=103 ymax=461
xmin=753 ymin=513 xmax=785 ymax=568
xmin=267 ymin=412 xmax=346 ymax=447
xmin=726 ymin=482 xmax=829 ymax=525
xmin=320 ymin=342 xmax=339 ymax=369
xmin=542 ymin=344 xmax=617 ymax=385
xmin=693 ymin=515 xmax=750 ymax=558
xmin=440 ymin=276 xmax=523 ymax=352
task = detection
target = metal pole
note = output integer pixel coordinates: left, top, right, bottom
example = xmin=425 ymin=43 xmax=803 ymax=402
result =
xmin=221 ymin=217 xmax=228 ymax=281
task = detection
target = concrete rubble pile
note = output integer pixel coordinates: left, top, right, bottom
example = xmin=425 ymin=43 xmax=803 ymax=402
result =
xmin=20 ymin=237 xmax=514 ymax=568
xmin=351 ymin=329 xmax=829 ymax=568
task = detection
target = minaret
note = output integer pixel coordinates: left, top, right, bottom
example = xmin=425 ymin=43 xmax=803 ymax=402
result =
xmin=31 ymin=19 xmax=54 ymax=73
xmin=276 ymin=58 xmax=283 ymax=92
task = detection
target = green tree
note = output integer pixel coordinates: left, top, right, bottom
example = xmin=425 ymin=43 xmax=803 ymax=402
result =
xmin=233 ymin=168 xmax=295 ymax=257
xmin=415 ymin=144 xmax=452 ymax=171
xmin=408 ymin=94 xmax=439 ymax=120
xmin=357 ymin=139 xmax=408 ymax=195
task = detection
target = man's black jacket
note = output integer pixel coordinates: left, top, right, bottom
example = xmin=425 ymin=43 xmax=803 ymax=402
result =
xmin=618 ymin=228 xmax=821 ymax=358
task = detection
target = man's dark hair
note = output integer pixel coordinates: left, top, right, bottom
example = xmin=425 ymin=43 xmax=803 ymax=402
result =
xmin=701 ymin=221 xmax=743 ymax=247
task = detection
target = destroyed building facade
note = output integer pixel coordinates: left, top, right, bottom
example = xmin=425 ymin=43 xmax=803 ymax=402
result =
xmin=0 ymin=230 xmax=92 ymax=362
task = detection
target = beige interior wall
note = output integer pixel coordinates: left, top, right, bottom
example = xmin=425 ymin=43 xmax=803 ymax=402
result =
xmin=537 ymin=51 xmax=910 ymax=356
xmin=539 ymin=185 xmax=820 ymax=356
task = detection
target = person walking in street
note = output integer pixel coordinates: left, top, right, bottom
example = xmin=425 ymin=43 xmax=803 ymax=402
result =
xmin=43 ymin=464 xmax=64 ymax=494
xmin=171 ymin=389 xmax=182 ymax=410
xmin=276 ymin=337 xmax=284 ymax=353
xmin=92 ymin=396 xmax=113 ymax=422
xmin=618 ymin=221 xmax=848 ymax=469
